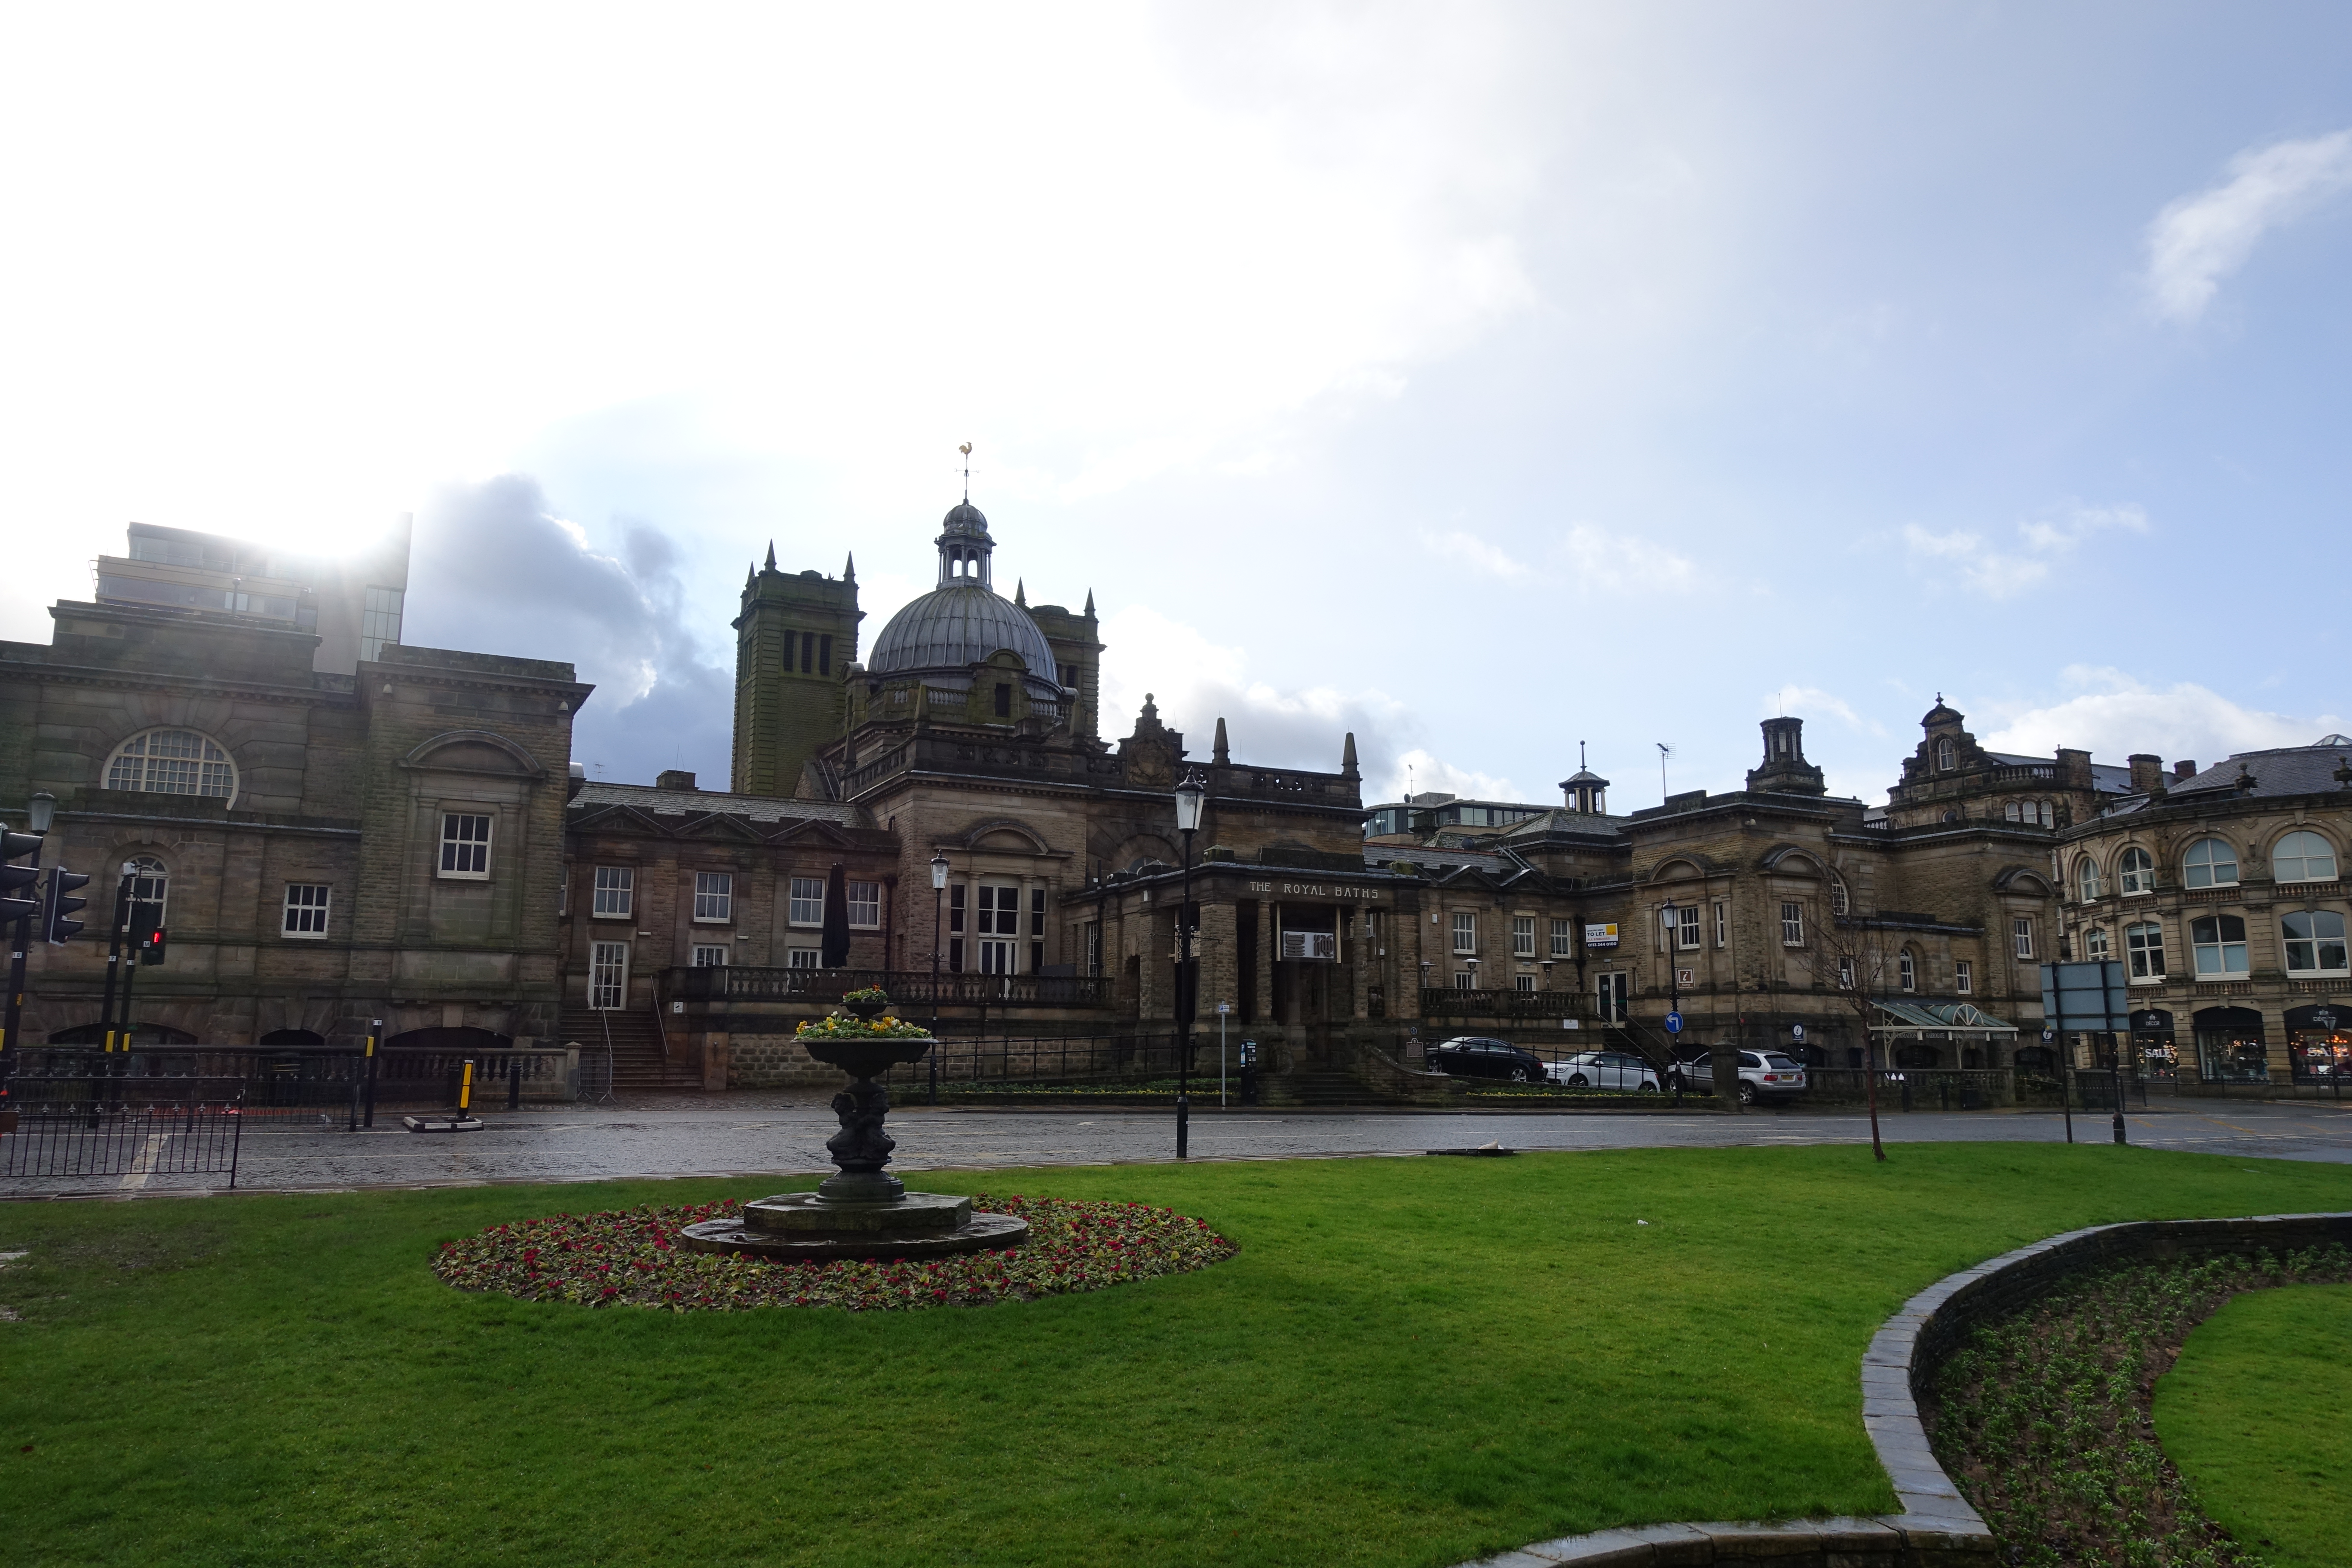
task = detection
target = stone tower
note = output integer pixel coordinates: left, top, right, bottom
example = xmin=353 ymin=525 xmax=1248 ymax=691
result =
xmin=730 ymin=546 xmax=863 ymax=796
xmin=1746 ymin=716 xmax=1827 ymax=796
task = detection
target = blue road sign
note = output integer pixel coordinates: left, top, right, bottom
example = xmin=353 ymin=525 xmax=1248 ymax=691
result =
xmin=1664 ymin=1011 xmax=1683 ymax=1034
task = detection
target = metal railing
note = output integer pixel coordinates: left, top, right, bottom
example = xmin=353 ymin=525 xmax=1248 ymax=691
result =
xmin=668 ymin=966 xmax=1114 ymax=1008
xmin=869 ymin=1033 xmax=1200 ymax=1096
xmin=1808 ymin=1067 xmax=2012 ymax=1110
xmin=0 ymin=1046 xmax=577 ymax=1125
xmin=1421 ymin=986 xmax=1580 ymax=1020
xmin=1 ymin=1083 xmax=246 ymax=1185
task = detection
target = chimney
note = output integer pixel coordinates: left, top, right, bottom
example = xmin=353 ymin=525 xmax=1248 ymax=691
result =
xmin=2173 ymin=760 xmax=2196 ymax=782
xmin=655 ymin=769 xmax=697 ymax=791
xmin=2056 ymin=747 xmax=2092 ymax=789
xmin=2127 ymin=754 xmax=2163 ymax=794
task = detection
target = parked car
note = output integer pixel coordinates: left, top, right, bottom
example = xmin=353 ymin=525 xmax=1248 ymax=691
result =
xmin=1666 ymin=1047 xmax=1809 ymax=1106
xmin=1547 ymin=1050 xmax=1660 ymax=1092
xmin=1427 ymin=1036 xmax=1549 ymax=1083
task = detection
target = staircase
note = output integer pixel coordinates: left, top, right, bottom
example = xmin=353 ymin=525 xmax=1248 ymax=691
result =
xmin=559 ymin=1006 xmax=704 ymax=1095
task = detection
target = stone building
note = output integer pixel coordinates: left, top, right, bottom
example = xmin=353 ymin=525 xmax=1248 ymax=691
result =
xmin=0 ymin=523 xmax=586 ymax=1049
xmin=2053 ymin=740 xmax=2352 ymax=1093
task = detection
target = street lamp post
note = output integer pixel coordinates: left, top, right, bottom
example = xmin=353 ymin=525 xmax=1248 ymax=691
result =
xmin=928 ymin=853 xmax=949 ymax=1105
xmin=1173 ymin=768 xmax=1207 ymax=1159
xmin=1660 ymin=900 xmax=1681 ymax=1090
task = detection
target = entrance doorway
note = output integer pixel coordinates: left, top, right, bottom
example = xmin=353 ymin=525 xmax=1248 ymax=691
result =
xmin=1595 ymin=971 xmax=1628 ymax=1025
xmin=589 ymin=941 xmax=629 ymax=1010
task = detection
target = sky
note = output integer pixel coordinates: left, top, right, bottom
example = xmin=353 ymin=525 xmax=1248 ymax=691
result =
xmin=5 ymin=3 xmax=2350 ymax=807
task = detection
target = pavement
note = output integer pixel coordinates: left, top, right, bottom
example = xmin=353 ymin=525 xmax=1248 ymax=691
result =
xmin=10 ymin=1091 xmax=2352 ymax=1198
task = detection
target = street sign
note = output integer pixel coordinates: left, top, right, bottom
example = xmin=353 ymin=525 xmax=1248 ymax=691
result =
xmin=1675 ymin=968 xmax=1696 ymax=986
xmin=1561 ymin=1018 xmax=1580 ymax=1029
xmin=1790 ymin=1023 xmax=1804 ymax=1042
xmin=2040 ymin=960 xmax=2128 ymax=1033
xmin=1216 ymin=1001 xmax=1231 ymax=1015
xmin=2042 ymin=1028 xmax=2055 ymax=1043
xmin=1664 ymin=1011 xmax=1683 ymax=1034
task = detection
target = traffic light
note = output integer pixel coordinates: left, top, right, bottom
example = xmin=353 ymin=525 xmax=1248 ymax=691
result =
xmin=45 ymin=867 xmax=90 ymax=944
xmin=127 ymin=901 xmax=166 ymax=966
xmin=0 ymin=828 xmax=40 ymax=924
xmin=138 ymin=926 xmax=168 ymax=966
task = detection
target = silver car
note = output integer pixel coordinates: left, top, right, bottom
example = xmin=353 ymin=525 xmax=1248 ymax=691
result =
xmin=1547 ymin=1049 xmax=1660 ymax=1091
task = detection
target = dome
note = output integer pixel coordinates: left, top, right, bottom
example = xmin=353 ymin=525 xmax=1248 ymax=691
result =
xmin=868 ymin=582 xmax=1060 ymax=682
xmin=940 ymin=501 xmax=991 ymax=537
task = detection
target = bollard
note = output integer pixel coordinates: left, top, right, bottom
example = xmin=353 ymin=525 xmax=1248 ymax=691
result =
xmin=507 ymin=1052 xmax=521 ymax=1111
xmin=459 ymin=1059 xmax=475 ymax=1117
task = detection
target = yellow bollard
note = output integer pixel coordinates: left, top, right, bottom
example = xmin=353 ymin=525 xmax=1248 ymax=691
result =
xmin=459 ymin=1059 xmax=475 ymax=1115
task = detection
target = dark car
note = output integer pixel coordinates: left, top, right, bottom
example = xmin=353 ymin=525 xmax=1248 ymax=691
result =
xmin=1427 ymin=1036 xmax=1548 ymax=1083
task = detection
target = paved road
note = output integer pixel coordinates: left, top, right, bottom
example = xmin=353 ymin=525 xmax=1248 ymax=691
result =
xmin=13 ymin=1093 xmax=2352 ymax=1197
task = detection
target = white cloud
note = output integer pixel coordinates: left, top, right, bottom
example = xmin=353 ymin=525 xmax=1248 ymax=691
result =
xmin=1902 ymin=502 xmax=2147 ymax=599
xmin=1556 ymin=524 xmax=1694 ymax=592
xmin=1422 ymin=529 xmax=1530 ymax=579
xmin=2145 ymin=129 xmax=2352 ymax=322
xmin=1767 ymin=686 xmax=1884 ymax=737
xmin=1385 ymin=750 xmax=1525 ymax=805
xmin=1984 ymin=666 xmax=2346 ymax=764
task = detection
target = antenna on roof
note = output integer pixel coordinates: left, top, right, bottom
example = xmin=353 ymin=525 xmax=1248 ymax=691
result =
xmin=1657 ymin=741 xmax=1672 ymax=802
xmin=959 ymin=441 xmax=973 ymax=503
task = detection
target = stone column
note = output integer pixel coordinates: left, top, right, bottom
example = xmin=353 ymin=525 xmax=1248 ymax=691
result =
xmin=1255 ymin=897 xmax=1277 ymax=1026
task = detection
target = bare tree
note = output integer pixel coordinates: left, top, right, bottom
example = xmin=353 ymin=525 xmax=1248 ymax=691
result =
xmin=1790 ymin=917 xmax=1897 ymax=1162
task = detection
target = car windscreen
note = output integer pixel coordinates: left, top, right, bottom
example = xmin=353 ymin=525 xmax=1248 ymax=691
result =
xmin=1763 ymin=1054 xmax=1802 ymax=1070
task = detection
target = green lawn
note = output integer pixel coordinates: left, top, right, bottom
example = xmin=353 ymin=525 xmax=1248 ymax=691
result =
xmin=3 ymin=1143 xmax=2349 ymax=1568
xmin=2154 ymin=1282 xmax=2352 ymax=1568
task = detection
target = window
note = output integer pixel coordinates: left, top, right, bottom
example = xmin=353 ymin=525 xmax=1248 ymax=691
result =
xmin=1837 ymin=955 xmax=1855 ymax=989
xmin=1714 ymin=900 xmax=1727 ymax=947
xmin=2282 ymin=910 xmax=2349 ymax=975
xmin=848 ymin=880 xmax=882 ymax=929
xmin=1677 ymin=906 xmax=1701 ymax=950
xmin=2119 ymin=847 xmax=2155 ymax=895
xmin=2183 ymin=837 xmax=2239 ymax=889
xmin=2086 ymin=927 xmax=2110 ymax=959
xmin=1030 ymin=886 xmax=1047 ymax=974
xmin=589 ymin=940 xmax=628 ymax=1009
xmin=105 ymin=728 xmax=236 ymax=802
xmin=1780 ymin=901 xmax=1804 ymax=946
xmin=2190 ymin=913 xmax=2249 ymax=978
xmin=593 ymin=865 xmax=634 ymax=918
xmin=788 ymin=948 xmax=821 ymax=969
xmin=1829 ymin=880 xmax=1848 ymax=916
xmin=978 ymin=884 xmax=1022 ymax=935
xmin=440 ymin=813 xmax=492 ymax=878
xmin=282 ymin=883 xmax=331 ymax=937
xmin=360 ymin=585 xmax=404 ymax=661
xmin=1512 ymin=916 xmax=1535 ymax=959
xmin=2012 ymin=918 xmax=2034 ymax=959
xmin=2273 ymin=830 xmax=2339 ymax=884
xmin=800 ymin=631 xmax=814 ymax=673
xmin=1451 ymin=912 xmax=1477 ymax=955
xmin=1514 ymin=974 xmax=1536 ymax=992
xmin=993 ymin=683 xmax=1012 ymax=717
xmin=1898 ymin=950 xmax=1917 ymax=992
xmin=2078 ymin=858 xmax=2102 ymax=901
xmin=819 ymin=634 xmax=833 ymax=677
xmin=692 ymin=944 xmax=729 ymax=967
xmin=1453 ymin=970 xmax=1474 ymax=990
xmin=125 ymin=855 xmax=166 ymax=928
xmin=1936 ymin=738 xmax=1956 ymax=771
xmin=1955 ymin=959 xmax=1972 ymax=994
xmin=1550 ymin=919 xmax=1573 ymax=959
xmin=949 ymin=883 xmax=965 ymax=971
xmin=2126 ymin=921 xmax=2166 ymax=981
xmin=2004 ymin=800 xmax=2053 ymax=826
xmin=789 ymin=876 xmax=825 ymax=926
xmin=692 ymin=871 xmax=732 ymax=923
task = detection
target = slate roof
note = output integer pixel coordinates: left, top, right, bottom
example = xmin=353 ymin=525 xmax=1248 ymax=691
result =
xmin=2168 ymin=743 xmax=2352 ymax=802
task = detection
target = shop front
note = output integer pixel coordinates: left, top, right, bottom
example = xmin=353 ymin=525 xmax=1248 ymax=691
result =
xmin=2285 ymin=1002 xmax=2350 ymax=1088
xmin=2192 ymin=1004 xmax=2268 ymax=1084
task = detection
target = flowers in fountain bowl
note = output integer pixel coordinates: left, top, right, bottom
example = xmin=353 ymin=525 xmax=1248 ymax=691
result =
xmin=796 ymin=1009 xmax=933 ymax=1040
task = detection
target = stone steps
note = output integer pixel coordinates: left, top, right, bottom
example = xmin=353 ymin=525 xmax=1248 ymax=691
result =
xmin=560 ymin=1008 xmax=704 ymax=1092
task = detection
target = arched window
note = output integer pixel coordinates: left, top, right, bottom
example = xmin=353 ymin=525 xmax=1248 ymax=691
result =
xmin=2183 ymin=837 xmax=2239 ymax=888
xmin=2078 ymin=858 xmax=2103 ymax=901
xmin=2190 ymin=913 xmax=2248 ymax=977
xmin=2086 ymin=926 xmax=2110 ymax=959
xmin=129 ymin=855 xmax=168 ymax=928
xmin=2272 ymin=830 xmax=2339 ymax=884
xmin=2125 ymin=920 xmax=2165 ymax=980
xmin=1936 ymin=738 xmax=1956 ymax=771
xmin=2119 ymin=846 xmax=2155 ymax=895
xmin=1830 ymin=878 xmax=1849 ymax=916
xmin=2281 ymin=911 xmax=2348 ymax=976
xmin=105 ymin=728 xmax=236 ymax=802
xmin=1898 ymin=949 xmax=1917 ymax=992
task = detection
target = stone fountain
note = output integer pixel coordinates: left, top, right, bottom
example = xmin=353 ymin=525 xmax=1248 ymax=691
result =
xmin=680 ymin=999 xmax=1027 ymax=1262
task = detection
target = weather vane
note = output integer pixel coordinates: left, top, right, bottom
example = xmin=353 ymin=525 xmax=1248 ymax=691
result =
xmin=959 ymin=441 xmax=972 ymax=503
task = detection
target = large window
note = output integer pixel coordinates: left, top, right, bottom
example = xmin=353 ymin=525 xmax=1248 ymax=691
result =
xmin=848 ymin=880 xmax=882 ymax=929
xmin=105 ymin=728 xmax=236 ymax=802
xmin=282 ymin=883 xmax=331 ymax=937
xmin=440 ymin=813 xmax=492 ymax=879
xmin=2013 ymin=918 xmax=2035 ymax=959
xmin=2086 ymin=926 xmax=2111 ymax=959
xmin=1512 ymin=916 xmax=1536 ymax=958
xmin=1780 ymin=901 xmax=1805 ymax=946
xmin=1550 ymin=918 xmax=1573 ymax=959
xmin=1955 ymin=958 xmax=1972 ymax=994
xmin=692 ymin=871 xmax=732 ymax=923
xmin=360 ymin=585 xmax=404 ymax=661
xmin=2126 ymin=921 xmax=2165 ymax=981
xmin=2190 ymin=913 xmax=2249 ymax=977
xmin=2078 ymin=858 xmax=2102 ymax=901
xmin=1676 ymin=906 xmax=1701 ymax=950
xmin=1829 ymin=879 xmax=1849 ymax=916
xmin=2183 ymin=837 xmax=2239 ymax=889
xmin=2119 ymin=846 xmax=2155 ymax=895
xmin=129 ymin=857 xmax=167 ymax=929
xmin=2273 ymin=830 xmax=2339 ymax=884
xmin=592 ymin=865 xmax=634 ymax=917
xmin=1451 ymin=912 xmax=1477 ymax=955
xmin=2282 ymin=910 xmax=2349 ymax=976
xmin=589 ymin=940 xmax=628 ymax=1010
xmin=788 ymin=876 xmax=825 ymax=926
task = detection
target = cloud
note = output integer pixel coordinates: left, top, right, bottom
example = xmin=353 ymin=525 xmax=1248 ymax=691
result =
xmin=2145 ymin=129 xmax=2352 ymax=322
xmin=1902 ymin=502 xmax=2146 ymax=599
xmin=406 ymin=476 xmax=732 ymax=785
xmin=1984 ymin=665 xmax=2346 ymax=764
xmin=1767 ymin=686 xmax=1884 ymax=737
xmin=1556 ymin=524 xmax=1694 ymax=592
xmin=1385 ymin=749 xmax=1523 ymax=805
xmin=1096 ymin=603 xmax=1408 ymax=786
xmin=1421 ymin=529 xmax=1530 ymax=579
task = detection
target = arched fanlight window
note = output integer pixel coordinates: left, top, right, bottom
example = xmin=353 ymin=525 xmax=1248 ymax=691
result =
xmin=2118 ymin=846 xmax=2155 ymax=895
xmin=2182 ymin=837 xmax=2240 ymax=889
xmin=2272 ymin=830 xmax=2339 ymax=884
xmin=104 ymin=728 xmax=236 ymax=802
xmin=2078 ymin=858 xmax=2102 ymax=901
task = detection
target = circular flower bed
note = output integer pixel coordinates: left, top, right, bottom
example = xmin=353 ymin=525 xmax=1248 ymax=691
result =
xmin=432 ymin=1194 xmax=1236 ymax=1313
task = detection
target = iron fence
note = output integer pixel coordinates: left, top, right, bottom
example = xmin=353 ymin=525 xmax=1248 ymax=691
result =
xmin=668 ymin=966 xmax=1113 ymax=1009
xmin=1807 ymin=1067 xmax=2013 ymax=1110
xmin=0 ymin=1084 xmax=245 ymax=1185
xmin=870 ymin=1033 xmax=1204 ymax=1096
xmin=0 ymin=1046 xmax=577 ymax=1128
